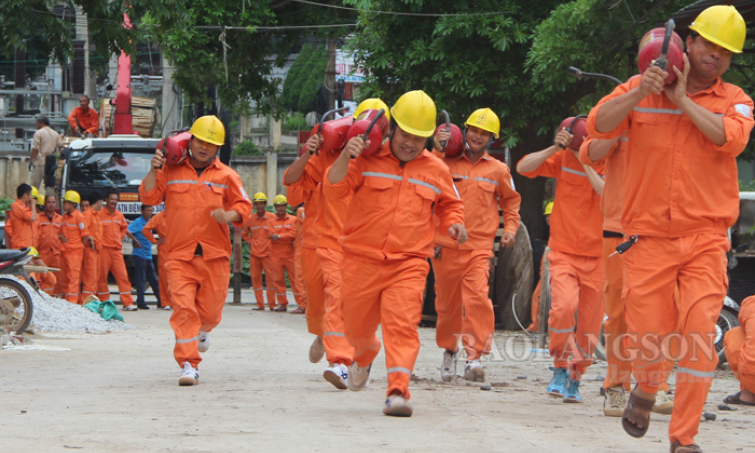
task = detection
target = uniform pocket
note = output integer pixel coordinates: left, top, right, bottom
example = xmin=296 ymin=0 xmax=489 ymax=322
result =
xmin=632 ymin=112 xmax=676 ymax=152
xmin=414 ymin=183 xmax=437 ymax=216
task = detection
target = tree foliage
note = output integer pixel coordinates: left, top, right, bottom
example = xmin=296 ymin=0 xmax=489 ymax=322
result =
xmin=281 ymin=44 xmax=315 ymax=109
xmin=297 ymin=45 xmax=327 ymax=113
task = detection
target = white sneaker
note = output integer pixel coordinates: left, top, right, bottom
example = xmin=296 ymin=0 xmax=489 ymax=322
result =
xmin=197 ymin=331 xmax=209 ymax=353
xmin=440 ymin=349 xmax=458 ymax=382
xmin=178 ymin=362 xmax=199 ymax=386
xmin=347 ymin=362 xmax=371 ymax=392
xmin=603 ymin=386 xmax=626 ymax=417
xmin=123 ymin=305 xmax=137 ymax=311
xmin=383 ymin=394 xmax=413 ymax=417
xmin=309 ymin=336 xmax=325 ymax=363
xmin=652 ymin=389 xmax=674 ymax=415
xmin=323 ymin=363 xmax=348 ymax=390
xmin=163 ymin=305 xmax=172 ymax=310
xmin=464 ymin=360 xmax=485 ymax=382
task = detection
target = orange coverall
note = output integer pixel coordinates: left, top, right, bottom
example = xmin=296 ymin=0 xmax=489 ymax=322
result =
xmin=270 ymin=213 xmax=299 ymax=308
xmin=37 ymin=212 xmax=63 ymax=297
xmin=31 ymin=270 xmax=57 ymax=296
xmin=323 ymin=142 xmax=465 ymax=399
xmin=67 ymin=106 xmax=99 ymax=135
xmin=243 ymin=211 xmax=277 ymax=309
xmin=293 ymin=207 xmax=307 ymax=309
xmin=526 ymin=253 xmax=547 ymax=332
xmin=285 ymin=175 xmax=325 ymax=336
xmin=9 ymin=199 xmax=35 ymax=249
xmin=59 ymin=210 xmax=90 ymax=303
xmin=143 ymin=211 xmax=170 ymax=308
xmin=519 ymin=149 xmax=605 ymax=381
xmin=433 ymin=151 xmax=521 ymax=361
xmin=587 ymin=76 xmax=754 ymax=446
xmin=97 ymin=208 xmax=133 ymax=306
xmin=725 ymin=297 xmax=755 ymax=395
xmin=139 ymin=157 xmax=251 ymax=368
xmin=80 ymin=208 xmax=102 ymax=304
xmin=286 ymin=148 xmax=355 ymax=365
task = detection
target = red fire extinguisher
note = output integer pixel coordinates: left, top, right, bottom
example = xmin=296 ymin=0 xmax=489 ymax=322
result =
xmin=308 ymin=107 xmax=353 ymax=155
xmin=558 ymin=115 xmax=588 ymax=151
xmin=156 ymin=130 xmax=192 ymax=166
xmin=345 ymin=109 xmax=388 ymax=157
xmin=434 ymin=110 xmax=464 ymax=157
xmin=638 ymin=19 xmax=684 ymax=85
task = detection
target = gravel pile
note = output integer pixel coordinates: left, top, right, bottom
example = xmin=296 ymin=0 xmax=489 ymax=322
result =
xmin=5 ymin=276 xmax=133 ymax=334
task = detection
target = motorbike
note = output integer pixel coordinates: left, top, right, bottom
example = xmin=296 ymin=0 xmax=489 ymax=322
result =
xmin=0 ymin=248 xmax=37 ymax=335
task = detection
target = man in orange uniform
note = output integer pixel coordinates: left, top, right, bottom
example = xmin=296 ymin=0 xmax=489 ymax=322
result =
xmin=58 ymin=191 xmax=92 ymax=303
xmin=269 ymin=195 xmax=299 ymax=312
xmin=526 ymin=201 xmax=552 ymax=333
xmin=724 ymin=296 xmax=755 ymax=406
xmin=80 ymin=192 xmax=103 ymax=304
xmin=143 ymin=210 xmax=172 ymax=310
xmin=580 ymin=131 xmax=675 ymax=417
xmin=27 ymin=246 xmax=57 ymax=296
xmin=285 ymin=98 xmax=390 ymax=388
xmin=244 ymin=193 xmax=277 ymax=310
xmin=587 ymin=7 xmax=753 ymax=452
xmin=325 ymin=90 xmax=467 ymax=416
xmin=517 ymin=119 xmax=605 ymax=404
xmin=140 ymin=115 xmax=251 ymax=386
xmin=37 ymin=195 xmax=63 ymax=297
xmin=9 ymin=184 xmax=38 ymax=249
xmin=67 ymin=95 xmax=99 ymax=137
xmin=432 ymin=108 xmax=521 ymax=383
xmin=289 ymin=205 xmax=307 ymax=314
xmin=97 ymin=192 xmax=137 ymax=310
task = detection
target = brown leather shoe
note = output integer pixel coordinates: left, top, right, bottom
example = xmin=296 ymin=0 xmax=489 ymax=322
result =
xmin=290 ymin=307 xmax=305 ymax=314
xmin=273 ymin=305 xmax=288 ymax=312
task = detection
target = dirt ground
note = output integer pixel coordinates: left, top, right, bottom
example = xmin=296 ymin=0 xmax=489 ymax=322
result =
xmin=2 ymin=299 xmax=753 ymax=452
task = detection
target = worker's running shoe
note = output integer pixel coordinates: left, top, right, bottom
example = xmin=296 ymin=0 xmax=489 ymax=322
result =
xmin=603 ymin=386 xmax=627 ymax=417
xmin=652 ymin=389 xmax=674 ymax=415
xmin=547 ymin=367 xmax=568 ymax=397
xmin=309 ymin=336 xmax=325 ymax=363
xmin=563 ymin=378 xmax=582 ymax=403
xmin=323 ymin=363 xmax=349 ymax=390
xmin=178 ymin=362 xmax=199 ymax=386
xmin=440 ymin=349 xmax=458 ymax=382
xmin=252 ymin=306 xmax=265 ymax=311
xmin=383 ymin=394 xmax=414 ymax=417
xmin=123 ymin=305 xmax=138 ymax=311
xmin=197 ymin=331 xmax=209 ymax=353
xmin=347 ymin=362 xmax=371 ymax=392
xmin=163 ymin=305 xmax=172 ymax=310
xmin=464 ymin=360 xmax=486 ymax=382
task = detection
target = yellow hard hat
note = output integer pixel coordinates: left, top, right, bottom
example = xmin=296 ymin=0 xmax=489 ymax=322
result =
xmin=544 ymin=201 xmax=554 ymax=216
xmin=253 ymin=192 xmax=268 ymax=202
xmin=689 ymin=5 xmax=746 ymax=53
xmin=273 ymin=194 xmax=288 ymax=206
xmin=28 ymin=246 xmax=39 ymax=258
xmin=189 ymin=115 xmax=225 ymax=146
xmin=63 ymin=190 xmax=81 ymax=204
xmin=31 ymin=186 xmax=39 ymax=199
xmin=465 ymin=108 xmax=501 ymax=139
xmin=354 ymin=98 xmax=391 ymax=122
xmin=390 ymin=90 xmax=437 ymax=138
xmin=37 ymin=194 xmax=45 ymax=207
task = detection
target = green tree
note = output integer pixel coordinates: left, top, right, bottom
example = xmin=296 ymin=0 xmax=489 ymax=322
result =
xmin=281 ymin=44 xmax=315 ymax=110
xmin=297 ymin=45 xmax=327 ymax=112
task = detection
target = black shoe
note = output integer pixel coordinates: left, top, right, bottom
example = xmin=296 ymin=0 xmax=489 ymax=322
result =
xmin=137 ymin=304 xmax=151 ymax=310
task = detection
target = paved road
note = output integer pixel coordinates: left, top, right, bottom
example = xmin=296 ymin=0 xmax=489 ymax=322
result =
xmin=1 ymin=297 xmax=752 ymax=452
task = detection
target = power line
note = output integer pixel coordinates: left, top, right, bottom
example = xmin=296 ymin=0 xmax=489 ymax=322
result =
xmin=195 ymin=23 xmax=356 ymax=30
xmin=292 ymin=0 xmax=512 ymax=17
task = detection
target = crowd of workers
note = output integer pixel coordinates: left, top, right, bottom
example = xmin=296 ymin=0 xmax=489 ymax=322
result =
xmin=3 ymin=5 xmax=755 ymax=452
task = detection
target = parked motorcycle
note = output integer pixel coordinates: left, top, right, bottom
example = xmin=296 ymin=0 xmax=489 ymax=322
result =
xmin=0 ymin=248 xmax=36 ymax=335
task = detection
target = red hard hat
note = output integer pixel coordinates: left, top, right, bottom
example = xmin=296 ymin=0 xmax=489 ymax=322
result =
xmin=559 ymin=117 xmax=588 ymax=150
xmin=158 ymin=131 xmax=192 ymax=165
xmin=435 ymin=123 xmax=464 ymax=157
xmin=638 ymin=27 xmax=684 ymax=85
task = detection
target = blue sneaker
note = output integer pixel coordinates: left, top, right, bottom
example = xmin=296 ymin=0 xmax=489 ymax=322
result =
xmin=563 ymin=378 xmax=582 ymax=403
xmin=547 ymin=367 xmax=568 ymax=397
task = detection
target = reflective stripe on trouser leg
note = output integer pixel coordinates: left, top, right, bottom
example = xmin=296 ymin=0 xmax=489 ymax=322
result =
xmin=459 ymin=253 xmax=495 ymax=361
xmin=158 ymin=250 xmax=170 ymax=307
xmin=109 ymin=248 xmax=133 ymax=305
xmin=294 ymin=245 xmax=308 ymax=308
xmin=272 ymin=253 xmax=293 ymax=306
xmin=317 ymin=247 xmax=354 ymax=366
xmin=667 ymin=234 xmax=728 ymax=446
xmin=62 ymin=252 xmax=83 ymax=304
xmin=432 ymin=253 xmax=464 ymax=353
xmin=302 ymin=247 xmax=326 ymax=336
xmin=261 ymin=254 xmax=277 ymax=308
xmin=342 ymin=253 xmax=383 ymax=369
xmin=602 ymin=236 xmax=632 ymax=391
xmin=167 ymin=256 xmax=230 ymax=368
xmin=546 ymin=250 xmax=581 ymax=369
